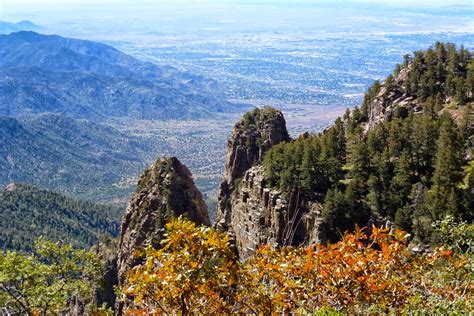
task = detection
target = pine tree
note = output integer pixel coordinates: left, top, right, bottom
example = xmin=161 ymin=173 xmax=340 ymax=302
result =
xmin=411 ymin=100 xmax=439 ymax=180
xmin=425 ymin=114 xmax=464 ymax=220
xmin=322 ymin=188 xmax=350 ymax=242
xmin=389 ymin=149 xmax=413 ymax=218
xmin=299 ymin=141 xmax=316 ymax=194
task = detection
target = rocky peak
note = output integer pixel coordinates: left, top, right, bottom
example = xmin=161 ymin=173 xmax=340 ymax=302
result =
xmin=116 ymin=157 xmax=210 ymax=298
xmin=216 ymin=107 xmax=290 ymax=230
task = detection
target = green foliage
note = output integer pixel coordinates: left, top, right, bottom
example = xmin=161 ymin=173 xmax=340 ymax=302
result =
xmin=263 ymin=117 xmax=346 ymax=199
xmin=239 ymin=106 xmax=285 ymax=148
xmin=123 ymin=218 xmax=474 ymax=314
xmin=424 ymin=114 xmax=465 ymax=221
xmin=404 ymin=43 xmax=472 ymax=104
xmin=262 ymin=43 xmax=473 ymax=243
xmin=0 ymin=239 xmax=102 ymax=314
xmin=432 ymin=215 xmax=474 ymax=253
xmin=0 ymin=184 xmax=121 ymax=252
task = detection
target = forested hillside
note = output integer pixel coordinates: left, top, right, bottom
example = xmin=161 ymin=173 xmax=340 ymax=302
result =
xmin=263 ymin=42 xmax=473 ymax=243
xmin=1 ymin=42 xmax=473 ymax=315
xmin=0 ymin=184 xmax=122 ymax=251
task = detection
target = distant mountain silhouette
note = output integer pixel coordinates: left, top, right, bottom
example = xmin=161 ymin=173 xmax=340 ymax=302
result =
xmin=0 ymin=21 xmax=40 ymax=34
xmin=0 ymin=31 xmax=245 ymax=120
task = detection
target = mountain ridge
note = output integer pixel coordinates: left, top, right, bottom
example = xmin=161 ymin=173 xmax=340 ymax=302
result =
xmin=0 ymin=31 xmax=248 ymax=121
xmin=0 ymin=114 xmax=151 ymax=202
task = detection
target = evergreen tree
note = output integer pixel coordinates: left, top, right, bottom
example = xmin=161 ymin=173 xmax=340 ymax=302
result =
xmin=389 ymin=149 xmax=414 ymax=218
xmin=425 ymin=114 xmax=464 ymax=220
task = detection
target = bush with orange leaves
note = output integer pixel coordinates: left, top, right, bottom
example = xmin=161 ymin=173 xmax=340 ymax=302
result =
xmin=121 ymin=218 xmax=473 ymax=314
xmin=121 ymin=218 xmax=239 ymax=314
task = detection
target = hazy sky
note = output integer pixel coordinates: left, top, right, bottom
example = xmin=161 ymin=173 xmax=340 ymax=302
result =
xmin=1 ymin=0 xmax=473 ymax=6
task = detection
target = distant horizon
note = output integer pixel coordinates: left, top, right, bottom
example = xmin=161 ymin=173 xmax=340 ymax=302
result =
xmin=1 ymin=0 xmax=473 ymax=7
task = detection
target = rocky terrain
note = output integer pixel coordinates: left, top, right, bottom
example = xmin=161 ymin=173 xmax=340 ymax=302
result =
xmin=216 ymin=107 xmax=290 ymax=231
xmin=214 ymin=107 xmax=329 ymax=258
xmin=226 ymin=165 xmax=325 ymax=258
xmin=116 ymin=157 xmax=210 ymax=310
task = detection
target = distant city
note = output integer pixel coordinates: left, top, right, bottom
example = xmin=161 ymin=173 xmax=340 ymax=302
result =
xmin=113 ymin=32 xmax=474 ymax=134
xmin=3 ymin=1 xmax=472 ymax=132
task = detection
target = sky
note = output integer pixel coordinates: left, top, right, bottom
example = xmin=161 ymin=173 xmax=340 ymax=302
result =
xmin=2 ymin=0 xmax=472 ymax=39
xmin=1 ymin=0 xmax=473 ymax=6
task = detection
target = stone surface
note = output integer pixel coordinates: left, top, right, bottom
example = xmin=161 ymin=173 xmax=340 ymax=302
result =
xmin=216 ymin=107 xmax=290 ymax=231
xmin=366 ymin=66 xmax=421 ymax=131
xmin=116 ymin=157 xmax=210 ymax=312
xmin=227 ymin=165 xmax=325 ymax=258
xmin=215 ymin=107 xmax=327 ymax=258
xmin=94 ymin=237 xmax=119 ymax=310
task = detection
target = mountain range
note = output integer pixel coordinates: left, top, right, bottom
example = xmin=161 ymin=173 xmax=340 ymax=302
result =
xmin=0 ymin=31 xmax=244 ymax=120
xmin=0 ymin=31 xmax=249 ymax=202
xmin=0 ymin=114 xmax=154 ymax=201
xmin=0 ymin=20 xmax=40 ymax=34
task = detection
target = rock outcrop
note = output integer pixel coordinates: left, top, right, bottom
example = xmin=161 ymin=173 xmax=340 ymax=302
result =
xmin=228 ymin=165 xmax=325 ymax=258
xmin=94 ymin=237 xmax=119 ymax=310
xmin=215 ymin=107 xmax=326 ymax=258
xmin=116 ymin=157 xmax=210 ymax=311
xmin=216 ymin=107 xmax=290 ymax=231
xmin=366 ymin=66 xmax=417 ymax=130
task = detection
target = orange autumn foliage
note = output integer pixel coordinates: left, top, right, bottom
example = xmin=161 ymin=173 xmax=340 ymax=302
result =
xmin=121 ymin=218 xmax=473 ymax=314
xmin=122 ymin=218 xmax=239 ymax=314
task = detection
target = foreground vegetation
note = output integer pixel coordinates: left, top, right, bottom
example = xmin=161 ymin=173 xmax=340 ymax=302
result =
xmin=1 ymin=218 xmax=471 ymax=314
xmin=121 ymin=218 xmax=473 ymax=314
xmin=0 ymin=240 xmax=103 ymax=314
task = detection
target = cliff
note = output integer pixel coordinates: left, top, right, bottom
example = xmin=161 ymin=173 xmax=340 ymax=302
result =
xmin=215 ymin=107 xmax=328 ymax=258
xmin=216 ymin=106 xmax=290 ymax=231
xmin=116 ymin=157 xmax=210 ymax=306
xmin=366 ymin=66 xmax=416 ymax=129
xmin=228 ymin=165 xmax=325 ymax=258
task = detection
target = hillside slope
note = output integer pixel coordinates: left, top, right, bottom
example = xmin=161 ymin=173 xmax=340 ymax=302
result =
xmin=0 ymin=31 xmax=244 ymax=120
xmin=0 ymin=114 xmax=151 ymax=201
xmin=0 ymin=183 xmax=122 ymax=252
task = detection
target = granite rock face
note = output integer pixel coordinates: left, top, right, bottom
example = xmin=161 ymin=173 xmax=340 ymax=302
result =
xmin=366 ymin=65 xmax=423 ymax=131
xmin=116 ymin=157 xmax=210 ymax=303
xmin=228 ymin=165 xmax=325 ymax=258
xmin=216 ymin=107 xmax=326 ymax=258
xmin=216 ymin=107 xmax=290 ymax=231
